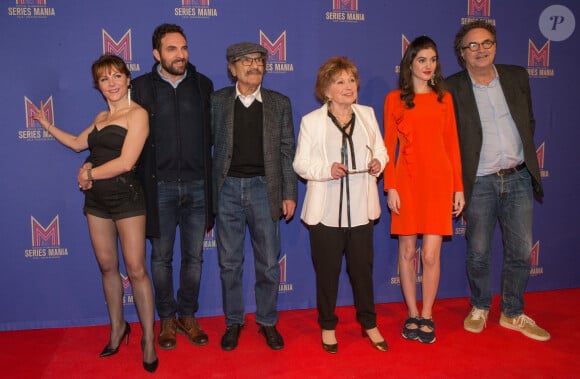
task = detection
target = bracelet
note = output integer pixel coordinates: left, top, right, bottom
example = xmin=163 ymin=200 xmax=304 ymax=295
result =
xmin=47 ymin=124 xmax=54 ymax=133
xmin=87 ymin=168 xmax=94 ymax=181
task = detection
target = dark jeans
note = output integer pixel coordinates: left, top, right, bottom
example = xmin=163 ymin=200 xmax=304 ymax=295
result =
xmin=150 ymin=180 xmax=206 ymax=319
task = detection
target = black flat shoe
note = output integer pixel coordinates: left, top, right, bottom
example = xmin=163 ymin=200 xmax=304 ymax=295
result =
xmin=221 ymin=323 xmax=242 ymax=351
xmin=258 ymin=324 xmax=284 ymax=350
xmin=322 ymin=341 xmax=338 ymax=354
xmin=402 ymin=317 xmax=421 ymax=341
xmin=417 ymin=318 xmax=436 ymax=344
xmin=99 ymin=321 xmax=130 ymax=357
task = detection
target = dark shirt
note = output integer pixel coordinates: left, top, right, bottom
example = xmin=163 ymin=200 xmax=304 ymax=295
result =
xmin=228 ymin=98 xmax=265 ymax=177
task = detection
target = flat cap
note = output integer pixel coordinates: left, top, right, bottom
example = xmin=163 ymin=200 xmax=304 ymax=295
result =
xmin=226 ymin=42 xmax=268 ymax=63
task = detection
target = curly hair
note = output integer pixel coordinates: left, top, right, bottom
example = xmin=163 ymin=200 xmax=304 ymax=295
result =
xmin=314 ymin=56 xmax=359 ymax=104
xmin=453 ymin=20 xmax=496 ymax=69
xmin=398 ymin=36 xmax=445 ymax=108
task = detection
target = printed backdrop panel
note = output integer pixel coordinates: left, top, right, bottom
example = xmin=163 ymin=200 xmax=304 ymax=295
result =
xmin=1 ymin=0 xmax=578 ymax=330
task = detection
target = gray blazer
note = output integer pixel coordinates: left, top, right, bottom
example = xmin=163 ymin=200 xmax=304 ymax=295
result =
xmin=446 ymin=64 xmax=544 ymax=205
xmin=211 ymin=86 xmax=298 ymax=221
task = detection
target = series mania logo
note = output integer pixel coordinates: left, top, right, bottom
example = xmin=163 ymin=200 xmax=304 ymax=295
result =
xmin=121 ymin=273 xmax=135 ymax=305
xmin=102 ymin=29 xmax=140 ymax=73
xmin=203 ymin=228 xmax=216 ymax=250
xmin=278 ymin=254 xmax=293 ymax=293
xmin=7 ymin=0 xmax=55 ymax=19
xmin=25 ymin=215 xmax=69 ymax=259
xmin=527 ymin=40 xmax=554 ymax=78
xmin=454 ymin=215 xmax=467 ymax=236
xmin=19 ymin=96 xmax=54 ymax=141
xmin=390 ymin=248 xmax=422 ymax=285
xmin=537 ymin=142 xmax=549 ymax=178
xmin=175 ymin=0 xmax=218 ymax=18
xmin=529 ymin=241 xmax=543 ymax=276
xmin=260 ymin=31 xmax=294 ymax=74
xmin=394 ymin=34 xmax=411 ymax=73
xmin=325 ymin=0 xmax=365 ymax=23
xmin=461 ymin=0 xmax=495 ymax=26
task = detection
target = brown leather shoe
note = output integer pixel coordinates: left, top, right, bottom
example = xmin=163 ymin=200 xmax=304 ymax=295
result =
xmin=158 ymin=318 xmax=177 ymax=350
xmin=177 ymin=317 xmax=209 ymax=346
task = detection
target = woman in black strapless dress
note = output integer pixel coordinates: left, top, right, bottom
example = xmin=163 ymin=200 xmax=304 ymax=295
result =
xmin=33 ymin=54 xmax=157 ymax=373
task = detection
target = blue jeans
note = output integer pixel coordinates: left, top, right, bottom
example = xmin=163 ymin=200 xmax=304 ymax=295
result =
xmin=216 ymin=176 xmax=281 ymax=326
xmin=150 ymin=180 xmax=206 ymax=319
xmin=464 ymin=168 xmax=533 ymax=317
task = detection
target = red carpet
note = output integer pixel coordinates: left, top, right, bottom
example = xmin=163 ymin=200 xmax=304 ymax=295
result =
xmin=1 ymin=289 xmax=579 ymax=378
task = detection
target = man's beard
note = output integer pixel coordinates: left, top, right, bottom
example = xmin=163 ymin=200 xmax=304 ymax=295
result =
xmin=162 ymin=58 xmax=187 ymax=76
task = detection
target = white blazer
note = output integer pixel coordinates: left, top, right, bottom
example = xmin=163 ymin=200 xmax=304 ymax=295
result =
xmin=293 ymin=103 xmax=389 ymax=226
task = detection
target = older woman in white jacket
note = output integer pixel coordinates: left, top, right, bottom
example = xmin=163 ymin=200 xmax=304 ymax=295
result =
xmin=293 ymin=57 xmax=389 ymax=354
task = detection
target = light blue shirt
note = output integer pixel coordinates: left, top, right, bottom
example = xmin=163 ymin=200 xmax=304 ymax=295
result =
xmin=156 ymin=65 xmax=187 ymax=89
xmin=471 ymin=66 xmax=524 ymax=176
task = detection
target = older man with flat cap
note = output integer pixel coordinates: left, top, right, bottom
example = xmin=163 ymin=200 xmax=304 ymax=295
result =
xmin=211 ymin=42 xmax=297 ymax=351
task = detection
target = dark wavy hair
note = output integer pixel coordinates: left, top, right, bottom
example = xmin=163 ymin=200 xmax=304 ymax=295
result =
xmin=152 ymin=23 xmax=186 ymax=51
xmin=91 ymin=54 xmax=130 ymax=89
xmin=314 ymin=56 xmax=360 ymax=104
xmin=398 ymin=36 xmax=445 ymax=108
xmin=453 ymin=20 xmax=496 ymax=69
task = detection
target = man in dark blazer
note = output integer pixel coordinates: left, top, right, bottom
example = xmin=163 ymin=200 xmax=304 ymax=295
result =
xmin=211 ymin=42 xmax=297 ymax=351
xmin=132 ymin=23 xmax=213 ymax=351
xmin=446 ymin=20 xmax=549 ymax=341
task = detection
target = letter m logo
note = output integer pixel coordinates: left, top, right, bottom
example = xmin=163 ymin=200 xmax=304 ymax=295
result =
xmin=102 ymin=29 xmax=132 ymax=61
xmin=31 ymin=215 xmax=60 ymax=247
xmin=260 ymin=31 xmax=286 ymax=62
xmin=468 ymin=0 xmax=490 ymax=17
xmin=183 ymin=0 xmax=209 ymax=5
xmin=402 ymin=34 xmax=410 ymax=57
xmin=536 ymin=142 xmax=545 ymax=169
xmin=333 ymin=0 xmax=358 ymax=11
xmin=279 ymin=254 xmax=287 ymax=283
xmin=529 ymin=241 xmax=540 ymax=267
xmin=528 ymin=40 xmax=550 ymax=67
xmin=17 ymin=0 xmax=46 ymax=4
xmin=25 ymin=96 xmax=53 ymax=129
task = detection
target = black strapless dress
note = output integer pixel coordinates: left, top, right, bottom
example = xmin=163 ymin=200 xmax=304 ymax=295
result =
xmin=83 ymin=125 xmax=145 ymax=220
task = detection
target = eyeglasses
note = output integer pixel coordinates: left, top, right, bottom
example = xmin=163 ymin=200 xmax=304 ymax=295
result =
xmin=235 ymin=56 xmax=265 ymax=66
xmin=347 ymin=145 xmax=374 ymax=175
xmin=462 ymin=39 xmax=495 ymax=51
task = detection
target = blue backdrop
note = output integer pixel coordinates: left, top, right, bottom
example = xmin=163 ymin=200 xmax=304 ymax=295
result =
xmin=1 ymin=0 xmax=578 ymax=331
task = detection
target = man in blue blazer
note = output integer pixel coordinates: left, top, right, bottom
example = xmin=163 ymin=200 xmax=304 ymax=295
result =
xmin=211 ymin=42 xmax=297 ymax=351
xmin=446 ymin=21 xmax=549 ymax=341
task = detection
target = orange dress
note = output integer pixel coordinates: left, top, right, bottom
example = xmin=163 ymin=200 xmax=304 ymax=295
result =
xmin=383 ymin=90 xmax=463 ymax=235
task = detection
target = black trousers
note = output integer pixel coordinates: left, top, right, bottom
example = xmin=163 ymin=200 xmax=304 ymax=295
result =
xmin=309 ymin=222 xmax=377 ymax=330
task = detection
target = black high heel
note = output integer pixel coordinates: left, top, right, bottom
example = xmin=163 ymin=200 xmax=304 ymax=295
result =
xmin=322 ymin=341 xmax=338 ymax=354
xmin=141 ymin=338 xmax=159 ymax=373
xmin=100 ymin=321 xmax=131 ymax=357
xmin=321 ymin=329 xmax=338 ymax=354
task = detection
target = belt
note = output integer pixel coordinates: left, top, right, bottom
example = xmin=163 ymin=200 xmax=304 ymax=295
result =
xmin=496 ymin=162 xmax=526 ymax=176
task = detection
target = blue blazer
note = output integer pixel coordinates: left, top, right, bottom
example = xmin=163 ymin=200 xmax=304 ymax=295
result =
xmin=211 ymin=86 xmax=298 ymax=221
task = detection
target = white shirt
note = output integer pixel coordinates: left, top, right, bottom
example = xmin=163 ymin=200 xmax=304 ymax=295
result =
xmin=235 ymin=83 xmax=262 ymax=107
